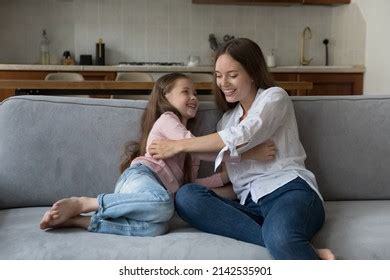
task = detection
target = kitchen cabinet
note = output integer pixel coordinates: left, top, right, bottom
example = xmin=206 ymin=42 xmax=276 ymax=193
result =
xmin=0 ymin=71 xmax=115 ymax=101
xmin=302 ymin=0 xmax=350 ymax=4
xmin=0 ymin=69 xmax=363 ymax=101
xmin=0 ymin=71 xmax=48 ymax=101
xmin=192 ymin=0 xmax=350 ymax=5
xmin=271 ymin=72 xmax=363 ymax=96
xmin=272 ymin=73 xmax=298 ymax=96
xmin=298 ymin=73 xmax=363 ymax=95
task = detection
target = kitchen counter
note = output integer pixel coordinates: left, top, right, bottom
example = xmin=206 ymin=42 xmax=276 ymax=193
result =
xmin=0 ymin=64 xmax=365 ymax=73
xmin=269 ymin=65 xmax=365 ymax=73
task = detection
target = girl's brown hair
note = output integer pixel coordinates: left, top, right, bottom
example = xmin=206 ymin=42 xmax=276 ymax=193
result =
xmin=120 ymin=72 xmax=194 ymax=184
xmin=213 ymin=38 xmax=276 ymax=112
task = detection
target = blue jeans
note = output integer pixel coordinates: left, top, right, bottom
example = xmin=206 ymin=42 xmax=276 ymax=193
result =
xmin=88 ymin=163 xmax=174 ymax=236
xmin=175 ymin=177 xmax=325 ymax=260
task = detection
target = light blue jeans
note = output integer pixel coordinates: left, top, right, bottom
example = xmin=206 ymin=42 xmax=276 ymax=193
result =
xmin=88 ymin=163 xmax=174 ymax=236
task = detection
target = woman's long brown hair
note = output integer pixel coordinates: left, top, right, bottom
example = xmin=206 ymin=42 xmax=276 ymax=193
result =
xmin=120 ymin=72 xmax=194 ymax=184
xmin=213 ymin=38 xmax=276 ymax=112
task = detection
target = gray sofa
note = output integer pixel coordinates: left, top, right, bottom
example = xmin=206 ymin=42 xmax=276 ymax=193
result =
xmin=1 ymin=95 xmax=390 ymax=260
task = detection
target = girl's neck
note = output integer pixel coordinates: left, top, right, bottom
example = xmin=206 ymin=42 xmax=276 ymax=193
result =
xmin=181 ymin=116 xmax=188 ymax=126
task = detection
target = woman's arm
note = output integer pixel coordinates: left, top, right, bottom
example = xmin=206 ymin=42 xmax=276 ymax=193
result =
xmin=149 ymin=128 xmax=277 ymax=162
xmin=194 ymin=140 xmax=277 ymax=162
xmin=149 ymin=89 xmax=287 ymax=160
xmin=149 ymin=132 xmax=225 ymax=160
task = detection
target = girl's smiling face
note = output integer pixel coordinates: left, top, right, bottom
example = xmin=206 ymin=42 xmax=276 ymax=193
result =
xmin=164 ymin=78 xmax=198 ymax=125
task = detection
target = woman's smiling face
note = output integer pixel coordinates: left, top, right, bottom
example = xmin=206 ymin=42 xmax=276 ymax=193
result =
xmin=215 ymin=54 xmax=257 ymax=107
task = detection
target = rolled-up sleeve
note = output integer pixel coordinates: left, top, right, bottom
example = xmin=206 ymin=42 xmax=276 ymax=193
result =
xmin=215 ymin=89 xmax=289 ymax=169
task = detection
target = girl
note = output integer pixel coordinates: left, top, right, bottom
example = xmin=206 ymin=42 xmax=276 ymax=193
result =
xmin=149 ymin=39 xmax=335 ymax=259
xmin=39 ymin=72 xmax=275 ymax=237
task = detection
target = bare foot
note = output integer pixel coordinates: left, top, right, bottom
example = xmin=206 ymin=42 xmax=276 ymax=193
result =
xmin=48 ymin=215 xmax=91 ymax=230
xmin=40 ymin=210 xmax=54 ymax=229
xmin=43 ymin=197 xmax=98 ymax=228
xmin=317 ymin=248 xmax=336 ymax=260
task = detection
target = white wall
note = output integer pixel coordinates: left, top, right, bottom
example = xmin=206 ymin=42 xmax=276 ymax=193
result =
xmin=0 ymin=0 xmax=365 ymax=68
xmin=352 ymin=0 xmax=390 ymax=95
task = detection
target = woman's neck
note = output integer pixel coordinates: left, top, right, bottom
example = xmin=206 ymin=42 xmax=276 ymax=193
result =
xmin=239 ymin=87 xmax=257 ymax=119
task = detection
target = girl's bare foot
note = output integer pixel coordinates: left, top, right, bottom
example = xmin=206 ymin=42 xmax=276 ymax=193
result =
xmin=317 ymin=248 xmax=336 ymax=260
xmin=39 ymin=210 xmax=54 ymax=229
xmin=40 ymin=197 xmax=98 ymax=229
xmin=48 ymin=215 xmax=91 ymax=230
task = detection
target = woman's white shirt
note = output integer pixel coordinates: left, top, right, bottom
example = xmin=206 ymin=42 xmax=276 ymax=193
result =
xmin=216 ymin=87 xmax=322 ymax=204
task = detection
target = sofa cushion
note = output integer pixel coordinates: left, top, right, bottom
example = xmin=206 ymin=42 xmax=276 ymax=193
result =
xmin=1 ymin=201 xmax=390 ymax=259
xmin=312 ymin=200 xmax=390 ymax=259
xmin=0 ymin=207 xmax=271 ymax=259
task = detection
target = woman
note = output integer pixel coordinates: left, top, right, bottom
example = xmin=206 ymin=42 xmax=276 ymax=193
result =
xmin=149 ymin=38 xmax=334 ymax=260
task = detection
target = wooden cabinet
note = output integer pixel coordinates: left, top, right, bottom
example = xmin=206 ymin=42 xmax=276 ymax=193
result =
xmin=0 ymin=71 xmax=116 ymax=101
xmin=302 ymin=0 xmax=350 ymax=4
xmin=271 ymin=72 xmax=363 ymax=96
xmin=272 ymin=73 xmax=299 ymax=96
xmin=298 ymin=73 xmax=363 ymax=95
xmin=0 ymin=71 xmax=49 ymax=101
xmin=0 ymin=70 xmax=363 ymax=101
xmin=192 ymin=0 xmax=350 ymax=4
xmin=193 ymin=0 xmax=300 ymax=4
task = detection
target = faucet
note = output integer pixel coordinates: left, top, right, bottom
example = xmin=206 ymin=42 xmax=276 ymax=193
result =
xmin=300 ymin=26 xmax=313 ymax=66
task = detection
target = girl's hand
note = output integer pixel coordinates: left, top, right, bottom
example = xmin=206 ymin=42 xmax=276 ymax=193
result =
xmin=220 ymin=163 xmax=230 ymax=184
xmin=212 ymin=183 xmax=237 ymax=200
xmin=241 ymin=140 xmax=277 ymax=161
xmin=149 ymin=139 xmax=180 ymax=159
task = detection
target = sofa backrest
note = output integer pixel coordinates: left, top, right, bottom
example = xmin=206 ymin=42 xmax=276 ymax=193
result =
xmin=1 ymin=95 xmax=390 ymax=208
xmin=0 ymin=96 xmax=221 ymax=209
xmin=292 ymin=95 xmax=390 ymax=200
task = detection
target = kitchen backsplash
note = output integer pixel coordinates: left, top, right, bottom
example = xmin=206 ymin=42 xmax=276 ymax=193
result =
xmin=0 ymin=0 xmax=365 ymax=66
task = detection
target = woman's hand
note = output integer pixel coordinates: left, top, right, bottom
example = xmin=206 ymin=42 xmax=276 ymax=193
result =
xmin=241 ymin=140 xmax=277 ymax=161
xmin=148 ymin=139 xmax=181 ymax=159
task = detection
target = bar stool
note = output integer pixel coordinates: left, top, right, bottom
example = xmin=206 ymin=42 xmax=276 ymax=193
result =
xmin=185 ymin=73 xmax=214 ymax=83
xmin=45 ymin=72 xmax=84 ymax=81
xmin=44 ymin=72 xmax=89 ymax=98
xmin=112 ymin=72 xmax=154 ymax=100
xmin=186 ymin=73 xmax=214 ymax=101
xmin=115 ymin=72 xmax=154 ymax=82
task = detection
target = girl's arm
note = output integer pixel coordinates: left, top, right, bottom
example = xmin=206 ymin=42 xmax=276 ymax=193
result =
xmin=191 ymin=158 xmax=235 ymax=199
xmin=190 ymin=155 xmax=229 ymax=189
xmin=241 ymin=140 xmax=276 ymax=161
xmin=212 ymin=183 xmax=237 ymax=200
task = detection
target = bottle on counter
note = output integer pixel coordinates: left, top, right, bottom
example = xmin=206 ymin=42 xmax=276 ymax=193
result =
xmin=95 ymin=38 xmax=105 ymax=65
xmin=40 ymin=29 xmax=50 ymax=65
xmin=266 ymin=49 xmax=276 ymax=68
